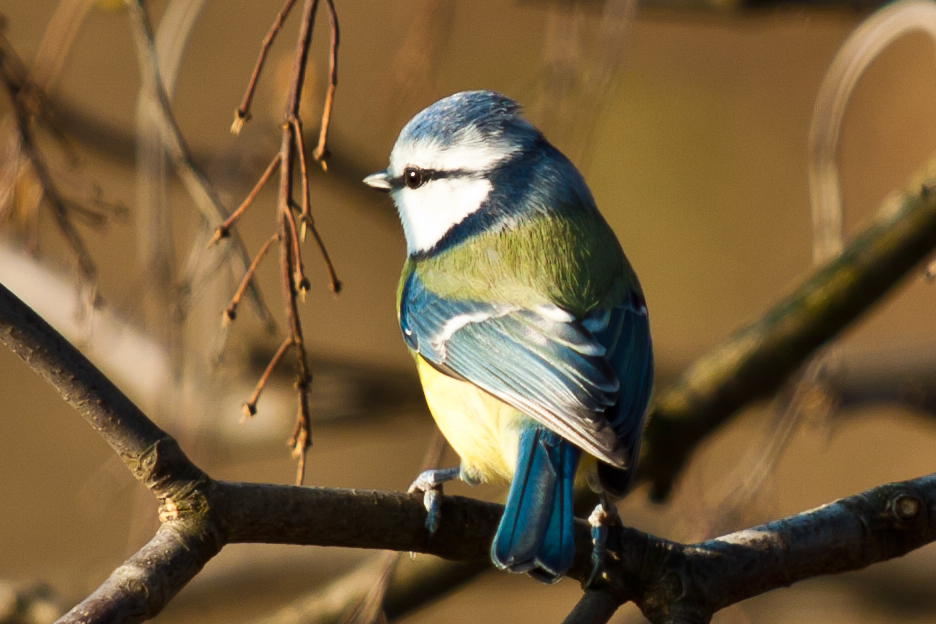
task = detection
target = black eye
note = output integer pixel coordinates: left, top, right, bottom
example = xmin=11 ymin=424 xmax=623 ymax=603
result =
xmin=404 ymin=167 xmax=425 ymax=189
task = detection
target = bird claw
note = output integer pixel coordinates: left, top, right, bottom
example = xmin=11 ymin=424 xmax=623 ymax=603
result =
xmin=407 ymin=467 xmax=460 ymax=536
xmin=586 ymin=498 xmax=622 ymax=588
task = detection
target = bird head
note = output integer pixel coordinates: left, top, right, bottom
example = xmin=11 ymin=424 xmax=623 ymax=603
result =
xmin=365 ymin=91 xmax=543 ymax=256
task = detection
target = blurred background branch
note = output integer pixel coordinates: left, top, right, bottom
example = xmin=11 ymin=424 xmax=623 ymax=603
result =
xmin=3 ymin=0 xmax=936 ymax=623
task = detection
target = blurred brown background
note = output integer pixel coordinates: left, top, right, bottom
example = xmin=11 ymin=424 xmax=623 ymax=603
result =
xmin=3 ymin=0 xmax=936 ymax=622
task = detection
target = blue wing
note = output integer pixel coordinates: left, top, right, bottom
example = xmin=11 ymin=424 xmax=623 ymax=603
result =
xmin=401 ymin=271 xmax=652 ymax=468
xmin=589 ymin=290 xmax=654 ymax=493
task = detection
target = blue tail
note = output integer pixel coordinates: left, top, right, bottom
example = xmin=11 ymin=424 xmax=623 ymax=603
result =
xmin=491 ymin=427 xmax=581 ymax=583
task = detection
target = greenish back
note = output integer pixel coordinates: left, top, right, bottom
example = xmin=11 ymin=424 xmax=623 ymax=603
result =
xmin=399 ymin=212 xmax=640 ymax=318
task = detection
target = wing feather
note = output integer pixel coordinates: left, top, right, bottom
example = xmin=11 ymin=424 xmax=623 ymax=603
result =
xmin=402 ymin=271 xmax=652 ymax=466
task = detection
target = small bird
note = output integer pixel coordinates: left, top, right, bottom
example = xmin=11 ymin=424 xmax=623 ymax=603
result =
xmin=364 ymin=91 xmax=653 ymax=583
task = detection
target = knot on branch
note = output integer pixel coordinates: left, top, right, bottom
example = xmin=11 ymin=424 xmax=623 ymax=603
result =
xmin=125 ymin=437 xmax=210 ymax=504
xmin=891 ymin=493 xmax=923 ymax=522
xmin=883 ymin=489 xmax=928 ymax=531
xmin=843 ymin=483 xmax=931 ymax=547
xmin=636 ymin=542 xmax=692 ymax=621
xmin=579 ymin=523 xmax=690 ymax=617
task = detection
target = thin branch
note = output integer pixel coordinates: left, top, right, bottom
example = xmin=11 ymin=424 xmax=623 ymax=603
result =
xmin=210 ymin=154 xmax=281 ymax=246
xmin=226 ymin=0 xmax=340 ymax=481
xmin=243 ymin=336 xmax=294 ymax=420
xmin=224 ymin=233 xmax=280 ymax=325
xmin=281 ymin=210 xmax=312 ymax=485
xmin=9 ymin=112 xmax=97 ymax=283
xmin=301 ymin=211 xmax=342 ymax=293
xmin=232 ymin=0 xmax=300 ymax=134
xmin=191 ymin=475 xmax=936 ymax=616
xmin=0 ymin=36 xmax=97 ymax=285
xmin=312 ymin=0 xmax=339 ymax=165
xmin=272 ymin=0 xmax=319 ymax=484
xmin=289 ymin=115 xmax=311 ymax=227
xmin=284 ymin=199 xmax=310 ymax=296
xmin=124 ymin=0 xmax=276 ymax=330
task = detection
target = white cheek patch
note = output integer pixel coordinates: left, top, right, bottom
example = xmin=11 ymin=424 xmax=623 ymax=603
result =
xmin=396 ymin=176 xmax=493 ymax=254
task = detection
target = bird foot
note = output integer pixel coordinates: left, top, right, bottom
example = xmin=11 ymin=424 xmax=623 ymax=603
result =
xmin=407 ymin=467 xmax=461 ymax=536
xmin=586 ymin=498 xmax=623 ymax=588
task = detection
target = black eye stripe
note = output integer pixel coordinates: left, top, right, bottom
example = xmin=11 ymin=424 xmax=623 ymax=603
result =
xmin=390 ymin=167 xmax=475 ymax=190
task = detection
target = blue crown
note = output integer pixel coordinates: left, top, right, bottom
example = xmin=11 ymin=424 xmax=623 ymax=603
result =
xmin=399 ymin=90 xmax=533 ymax=148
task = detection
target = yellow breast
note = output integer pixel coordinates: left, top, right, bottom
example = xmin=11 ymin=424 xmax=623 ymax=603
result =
xmin=416 ymin=356 xmax=525 ymax=484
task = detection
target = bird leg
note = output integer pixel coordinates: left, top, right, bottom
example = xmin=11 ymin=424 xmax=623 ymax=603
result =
xmin=407 ymin=466 xmax=461 ymax=535
xmin=586 ymin=493 xmax=623 ymax=588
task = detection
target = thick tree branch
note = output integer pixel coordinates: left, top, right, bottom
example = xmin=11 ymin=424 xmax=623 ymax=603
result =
xmin=0 ymin=282 xmax=165 ymax=464
xmin=0 ymin=260 xmax=934 ymax=623
xmin=641 ymin=168 xmax=936 ymax=500
xmin=562 ymin=590 xmax=620 ymax=624
xmin=59 ymin=472 xmax=936 ymax=624
xmin=603 ymin=475 xmax=936 ymax=622
xmin=57 ymin=522 xmax=221 ymax=624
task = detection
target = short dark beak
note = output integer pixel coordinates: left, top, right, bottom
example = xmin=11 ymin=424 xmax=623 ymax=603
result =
xmin=363 ymin=170 xmax=392 ymax=191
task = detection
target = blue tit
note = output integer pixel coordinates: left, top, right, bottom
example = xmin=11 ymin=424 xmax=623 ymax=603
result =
xmin=364 ymin=91 xmax=653 ymax=583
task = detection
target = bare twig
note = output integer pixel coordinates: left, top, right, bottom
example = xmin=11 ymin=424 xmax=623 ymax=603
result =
xmin=312 ymin=0 xmax=339 ymax=165
xmin=281 ymin=209 xmax=312 ymax=485
xmin=301 ymin=211 xmax=342 ymax=293
xmin=289 ymin=116 xmax=312 ymax=226
xmin=283 ymin=200 xmax=309 ymax=296
xmin=0 ymin=35 xmax=98 ymax=286
xmin=224 ymin=233 xmax=280 ymax=325
xmin=233 ymin=0 xmax=300 ymax=134
xmin=210 ymin=155 xmax=281 ymax=246
xmin=243 ymin=336 xmax=294 ymax=420
xmin=228 ymin=0 xmax=343 ymax=480
xmin=270 ymin=0 xmax=334 ymax=481
xmin=288 ymin=113 xmax=342 ymax=291
xmin=124 ymin=0 xmax=276 ymax=330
